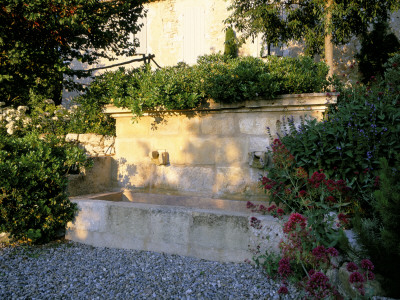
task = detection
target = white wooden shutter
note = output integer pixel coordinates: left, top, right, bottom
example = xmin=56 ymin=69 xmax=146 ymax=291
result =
xmin=135 ymin=16 xmax=148 ymax=55
xmin=183 ymin=7 xmax=205 ymax=65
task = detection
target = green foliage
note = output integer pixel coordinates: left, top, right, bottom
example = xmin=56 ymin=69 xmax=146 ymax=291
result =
xmin=0 ymin=0 xmax=146 ymax=106
xmin=356 ymin=21 xmax=400 ymax=84
xmin=0 ymin=94 xmax=115 ymax=136
xmin=224 ymin=27 xmax=239 ymax=58
xmin=225 ymin=0 xmax=400 ymax=56
xmin=266 ymin=56 xmax=329 ymax=95
xmin=79 ymin=54 xmax=330 ymax=119
xmin=383 ymin=53 xmax=400 ymax=95
xmin=279 ymin=81 xmax=400 ymax=214
xmin=354 ymin=157 xmax=400 ymax=297
xmin=0 ymin=133 xmax=91 ymax=244
xmin=197 ymin=55 xmax=272 ymax=103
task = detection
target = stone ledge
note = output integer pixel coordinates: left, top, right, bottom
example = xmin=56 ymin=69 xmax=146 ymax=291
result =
xmin=104 ymin=93 xmax=338 ymax=117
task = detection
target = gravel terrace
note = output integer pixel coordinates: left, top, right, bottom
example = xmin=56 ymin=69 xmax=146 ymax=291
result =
xmin=0 ymin=240 xmax=301 ymax=300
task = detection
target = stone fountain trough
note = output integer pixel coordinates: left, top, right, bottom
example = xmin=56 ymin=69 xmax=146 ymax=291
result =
xmin=66 ymin=190 xmax=282 ymax=263
xmin=66 ymin=93 xmax=337 ymax=263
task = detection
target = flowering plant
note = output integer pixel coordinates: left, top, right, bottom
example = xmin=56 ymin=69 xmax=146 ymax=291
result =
xmin=261 ymin=138 xmax=352 ymax=217
xmin=248 ymin=207 xmax=376 ymax=299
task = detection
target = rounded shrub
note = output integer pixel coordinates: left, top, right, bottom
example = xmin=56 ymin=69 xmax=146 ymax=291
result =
xmin=0 ymin=133 xmax=91 ymax=244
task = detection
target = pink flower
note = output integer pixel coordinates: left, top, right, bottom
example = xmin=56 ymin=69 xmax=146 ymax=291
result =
xmin=267 ymin=204 xmax=277 ymax=212
xmin=283 ymin=213 xmax=307 ymax=233
xmin=365 ymin=270 xmax=375 ymax=281
xmin=278 ymin=258 xmax=292 ymax=277
xmin=347 ymin=262 xmax=359 ymax=272
xmin=327 ymin=247 xmax=339 ymax=257
xmin=312 ymin=245 xmax=327 ymax=259
xmin=325 ymin=196 xmax=336 ymax=203
xmin=338 ymin=213 xmax=349 ymax=226
xmin=298 ymin=190 xmax=307 ymax=197
xmin=250 ymin=217 xmax=261 ymax=229
xmin=349 ymin=271 xmax=365 ymax=284
xmin=277 ymin=208 xmax=285 ymax=216
xmin=246 ymin=201 xmax=256 ymax=209
xmin=277 ymin=286 xmax=289 ymax=294
xmin=306 ymin=272 xmax=332 ymax=299
xmin=360 ymin=259 xmax=374 ymax=271
xmin=258 ymin=204 xmax=267 ymax=213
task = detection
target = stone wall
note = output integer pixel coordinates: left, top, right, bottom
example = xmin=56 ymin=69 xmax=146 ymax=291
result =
xmin=65 ymin=133 xmax=115 ymax=156
xmin=66 ymin=134 xmax=116 ymax=196
xmin=105 ymin=93 xmax=337 ymax=200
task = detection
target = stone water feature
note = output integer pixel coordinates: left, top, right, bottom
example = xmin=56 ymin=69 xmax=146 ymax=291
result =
xmin=66 ymin=93 xmax=337 ymax=263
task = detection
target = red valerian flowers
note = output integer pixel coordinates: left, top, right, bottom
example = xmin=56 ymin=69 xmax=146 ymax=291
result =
xmin=349 ymin=271 xmax=365 ymax=284
xmin=278 ymin=258 xmax=292 ymax=278
xmin=306 ymin=271 xmax=334 ymax=299
xmin=346 ymin=262 xmax=359 ymax=272
xmin=278 ymin=286 xmax=289 ymax=294
xmin=360 ymin=259 xmax=374 ymax=271
xmin=283 ymin=213 xmax=307 ymax=233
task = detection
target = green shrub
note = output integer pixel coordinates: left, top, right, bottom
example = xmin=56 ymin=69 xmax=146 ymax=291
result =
xmin=0 ymin=93 xmax=115 ymax=137
xmin=354 ymin=156 xmax=400 ymax=297
xmin=356 ymin=21 xmax=400 ymax=84
xmin=197 ymin=55 xmax=272 ymax=103
xmin=224 ymin=27 xmax=239 ymax=58
xmin=279 ymin=82 xmax=400 ymax=214
xmin=268 ymin=56 xmax=329 ymax=95
xmin=383 ymin=53 xmax=400 ymax=96
xmin=0 ymin=133 xmax=91 ymax=244
xmin=77 ymin=54 xmax=331 ymax=119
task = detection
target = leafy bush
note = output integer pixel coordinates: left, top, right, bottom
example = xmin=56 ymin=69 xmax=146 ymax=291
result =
xmin=77 ymin=54 xmax=331 ymax=119
xmin=197 ymin=55 xmax=272 ymax=103
xmin=0 ymin=133 xmax=91 ymax=244
xmin=356 ymin=21 xmax=400 ymax=84
xmin=266 ymin=55 xmax=329 ymax=95
xmin=354 ymin=156 xmax=400 ymax=297
xmin=0 ymin=94 xmax=115 ymax=137
xmin=224 ymin=27 xmax=239 ymax=58
xmin=279 ymin=81 xmax=400 ymax=214
xmin=383 ymin=53 xmax=400 ymax=96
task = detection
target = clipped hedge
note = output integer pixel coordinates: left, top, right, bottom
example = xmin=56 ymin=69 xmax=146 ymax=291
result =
xmin=0 ymin=133 xmax=91 ymax=244
xmin=78 ymin=54 xmax=330 ymax=119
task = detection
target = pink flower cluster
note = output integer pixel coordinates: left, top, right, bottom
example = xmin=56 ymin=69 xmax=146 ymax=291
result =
xmin=246 ymin=201 xmax=284 ymax=218
xmin=278 ymin=258 xmax=292 ymax=278
xmin=308 ymin=171 xmax=350 ymax=194
xmin=347 ymin=259 xmax=375 ymax=296
xmin=283 ymin=213 xmax=307 ymax=233
xmin=271 ymin=139 xmax=295 ymax=168
xmin=310 ymin=245 xmax=339 ymax=267
xmin=250 ymin=216 xmax=261 ymax=229
xmin=337 ymin=212 xmax=349 ymax=227
xmin=261 ymin=176 xmax=277 ymax=190
xmin=305 ymin=271 xmax=335 ymax=299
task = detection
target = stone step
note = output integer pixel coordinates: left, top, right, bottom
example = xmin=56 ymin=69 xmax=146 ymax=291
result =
xmin=66 ymin=191 xmax=282 ymax=263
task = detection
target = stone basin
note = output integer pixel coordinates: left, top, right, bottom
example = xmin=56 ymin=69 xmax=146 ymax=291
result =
xmin=66 ymin=190 xmax=282 ymax=263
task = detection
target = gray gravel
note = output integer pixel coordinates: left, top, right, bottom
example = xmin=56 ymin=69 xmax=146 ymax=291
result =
xmin=0 ymin=241 xmax=300 ymax=299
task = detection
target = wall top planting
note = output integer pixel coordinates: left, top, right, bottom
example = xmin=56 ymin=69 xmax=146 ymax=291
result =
xmin=104 ymin=93 xmax=338 ymax=117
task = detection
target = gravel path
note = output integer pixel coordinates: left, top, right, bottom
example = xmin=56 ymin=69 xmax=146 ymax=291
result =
xmin=0 ymin=241 xmax=300 ymax=300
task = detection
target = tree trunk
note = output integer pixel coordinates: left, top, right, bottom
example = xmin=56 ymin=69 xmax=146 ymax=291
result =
xmin=325 ymin=0 xmax=334 ymax=78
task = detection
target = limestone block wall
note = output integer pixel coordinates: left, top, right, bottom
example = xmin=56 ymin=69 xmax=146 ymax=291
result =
xmin=66 ymin=134 xmax=116 ymax=196
xmin=65 ymin=133 xmax=115 ymax=157
xmin=105 ymin=93 xmax=337 ymax=200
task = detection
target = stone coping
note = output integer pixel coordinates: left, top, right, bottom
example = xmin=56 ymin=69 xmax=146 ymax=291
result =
xmin=104 ymin=93 xmax=339 ymax=117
